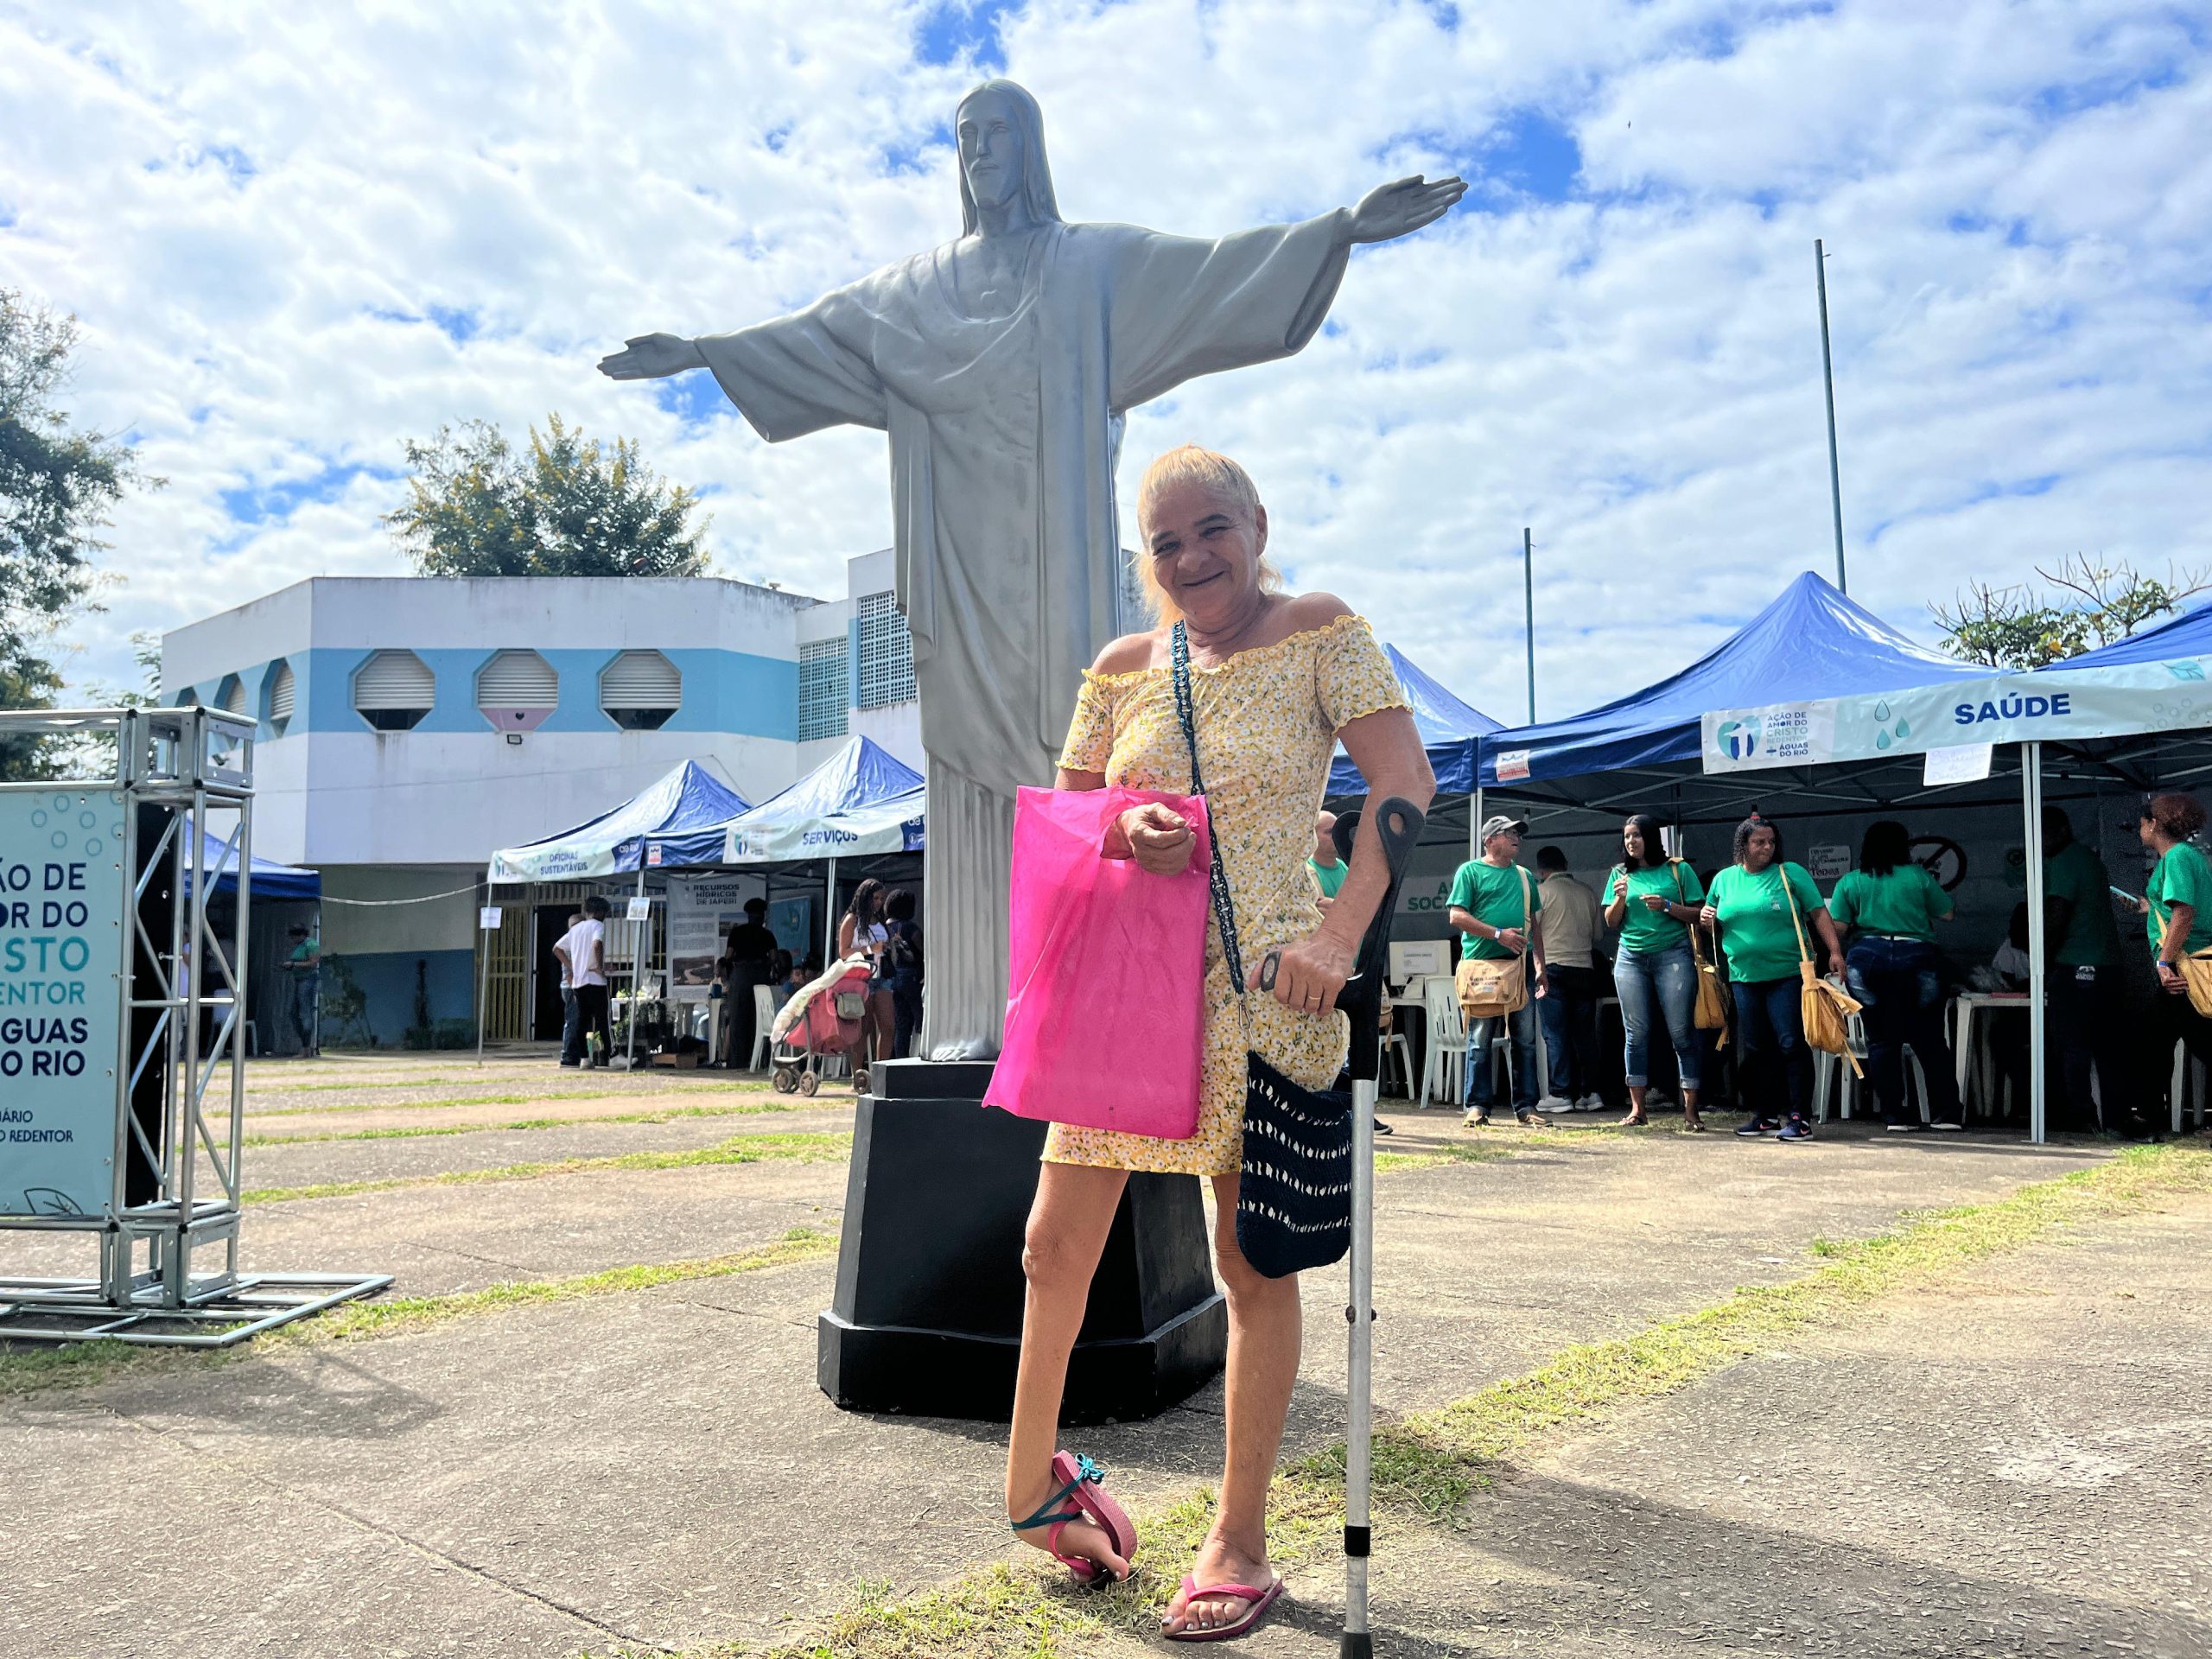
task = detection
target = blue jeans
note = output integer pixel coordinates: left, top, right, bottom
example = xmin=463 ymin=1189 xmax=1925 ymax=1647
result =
xmin=1538 ymin=963 xmax=1605 ymax=1100
xmin=290 ymin=972 xmax=320 ymax=1052
xmin=1465 ymin=957 xmax=1540 ymax=1114
xmin=1845 ymin=937 xmax=1961 ymax=1126
xmin=1731 ymin=976 xmax=1810 ymax=1121
xmin=1614 ymin=944 xmax=1700 ymax=1090
xmin=561 ymin=987 xmax=580 ymax=1060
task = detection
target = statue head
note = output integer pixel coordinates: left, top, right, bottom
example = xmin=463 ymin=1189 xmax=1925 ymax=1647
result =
xmin=957 ymin=79 xmax=1060 ymax=233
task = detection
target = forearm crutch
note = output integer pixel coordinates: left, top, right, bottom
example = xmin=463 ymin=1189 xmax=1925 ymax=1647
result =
xmin=1332 ymin=798 xmax=1426 ymax=1658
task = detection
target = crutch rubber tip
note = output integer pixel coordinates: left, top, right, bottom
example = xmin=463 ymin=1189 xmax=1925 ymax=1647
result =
xmin=1341 ymin=1635 xmax=1374 ymax=1658
xmin=1344 ymin=1524 xmax=1371 ymax=1557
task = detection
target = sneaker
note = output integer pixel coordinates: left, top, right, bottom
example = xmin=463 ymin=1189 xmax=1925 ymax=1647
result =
xmin=1517 ymin=1109 xmax=1552 ymax=1128
xmin=1777 ymin=1114 xmax=1815 ymax=1142
xmin=1372 ymin=1116 xmax=1395 ymax=1137
xmin=559 ymin=1059 xmax=580 ymax=1069
xmin=1926 ymin=1119 xmax=1966 ymax=1133
xmin=1734 ymin=1116 xmax=1778 ymax=1137
xmin=1574 ymin=1093 xmax=1605 ymax=1112
xmin=1463 ymin=1109 xmax=1492 ymax=1128
xmin=1537 ymin=1094 xmax=1573 ymax=1113
xmin=1885 ymin=1122 xmax=1923 ymax=1134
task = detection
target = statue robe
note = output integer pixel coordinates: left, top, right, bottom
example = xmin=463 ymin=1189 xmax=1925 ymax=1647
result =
xmin=695 ymin=212 xmax=1351 ymax=1058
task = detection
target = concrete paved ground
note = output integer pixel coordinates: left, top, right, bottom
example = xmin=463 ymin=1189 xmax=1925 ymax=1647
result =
xmin=1 ymin=1051 xmax=2196 ymax=1658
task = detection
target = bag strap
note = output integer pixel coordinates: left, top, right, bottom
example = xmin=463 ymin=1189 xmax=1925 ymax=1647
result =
xmin=1777 ymin=861 xmax=1816 ymax=968
xmin=1172 ymin=621 xmax=1249 ymax=995
xmin=1672 ymin=860 xmax=1709 ymax=967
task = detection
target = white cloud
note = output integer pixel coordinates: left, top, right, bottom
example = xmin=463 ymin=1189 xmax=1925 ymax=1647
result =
xmin=2 ymin=0 xmax=2206 ymax=725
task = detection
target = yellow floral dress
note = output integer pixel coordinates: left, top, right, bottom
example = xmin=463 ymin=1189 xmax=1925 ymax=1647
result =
xmin=1044 ymin=613 xmax=1408 ymax=1176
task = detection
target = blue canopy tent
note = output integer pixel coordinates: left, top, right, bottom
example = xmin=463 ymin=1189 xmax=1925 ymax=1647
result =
xmin=1327 ymin=643 xmax=1501 ymax=798
xmin=487 ymin=760 xmax=751 ymax=881
xmin=654 ymin=737 xmax=925 ymax=966
xmin=186 ymin=825 xmax=321 ymax=900
xmin=1478 ymin=572 xmax=1982 ymax=794
xmin=2042 ymin=599 xmax=2212 ymax=671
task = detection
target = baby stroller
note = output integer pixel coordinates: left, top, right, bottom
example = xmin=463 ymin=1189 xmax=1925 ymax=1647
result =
xmin=769 ymin=956 xmax=873 ymax=1096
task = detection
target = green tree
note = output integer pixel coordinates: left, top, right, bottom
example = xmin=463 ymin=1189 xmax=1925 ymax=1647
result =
xmin=1931 ymin=555 xmax=2210 ymax=670
xmin=384 ymin=413 xmax=710 ymax=577
xmin=0 ymin=288 xmax=152 ymax=779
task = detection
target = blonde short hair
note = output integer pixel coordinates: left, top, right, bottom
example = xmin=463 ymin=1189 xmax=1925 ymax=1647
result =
xmin=1132 ymin=444 xmax=1282 ymax=623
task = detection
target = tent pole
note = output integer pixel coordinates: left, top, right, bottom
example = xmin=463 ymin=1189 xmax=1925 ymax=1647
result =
xmin=825 ymin=857 xmax=839 ymax=963
xmin=2023 ymin=743 xmax=2047 ymax=1145
xmin=627 ymin=866 xmax=645 ymax=1068
xmin=1472 ymin=785 xmax=1484 ymax=861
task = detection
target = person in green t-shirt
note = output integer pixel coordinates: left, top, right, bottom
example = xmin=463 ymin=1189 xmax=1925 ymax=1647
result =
xmin=2037 ymin=807 xmax=2129 ymax=1134
xmin=1600 ymin=812 xmax=1706 ymax=1130
xmin=2137 ymin=792 xmax=2212 ymax=1137
xmin=284 ymin=923 xmax=321 ymax=1057
xmin=1307 ymin=809 xmax=1348 ymax=903
xmin=1699 ymin=816 xmax=1843 ymax=1141
xmin=1827 ymin=821 xmax=1962 ymax=1133
xmin=1446 ymin=816 xmax=1548 ymax=1127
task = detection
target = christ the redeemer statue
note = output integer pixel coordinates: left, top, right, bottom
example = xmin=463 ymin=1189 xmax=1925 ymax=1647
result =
xmin=601 ymin=79 xmax=1462 ymax=1060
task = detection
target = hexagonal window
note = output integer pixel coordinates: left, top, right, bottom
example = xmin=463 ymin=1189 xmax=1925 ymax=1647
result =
xmin=476 ymin=649 xmax=558 ymax=732
xmin=353 ymin=649 xmax=435 ymax=732
xmin=600 ymin=650 xmax=679 ymax=731
xmin=264 ymin=659 xmax=296 ymax=733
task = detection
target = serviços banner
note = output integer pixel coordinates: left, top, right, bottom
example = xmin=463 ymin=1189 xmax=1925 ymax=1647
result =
xmin=1700 ymin=655 xmax=2212 ymax=775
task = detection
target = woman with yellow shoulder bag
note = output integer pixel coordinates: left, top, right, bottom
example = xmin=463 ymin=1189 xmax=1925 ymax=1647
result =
xmin=1700 ymin=816 xmax=1844 ymax=1142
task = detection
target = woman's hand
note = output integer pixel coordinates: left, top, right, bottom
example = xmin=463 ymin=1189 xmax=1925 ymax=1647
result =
xmin=1640 ymin=893 xmax=1668 ymax=913
xmin=1268 ymin=929 xmax=1357 ymax=1017
xmin=1699 ymin=903 xmax=1719 ymax=928
xmin=1109 ymin=803 xmax=1194 ymax=875
xmin=2137 ymin=894 xmax=2153 ymax=916
xmin=2159 ymin=960 xmax=2188 ymax=994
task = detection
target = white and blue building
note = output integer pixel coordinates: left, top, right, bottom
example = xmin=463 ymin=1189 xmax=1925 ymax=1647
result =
xmin=159 ymin=552 xmax=921 ymax=1044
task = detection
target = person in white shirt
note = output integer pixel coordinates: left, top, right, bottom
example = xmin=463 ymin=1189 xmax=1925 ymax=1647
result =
xmin=555 ymin=896 xmax=612 ymax=1067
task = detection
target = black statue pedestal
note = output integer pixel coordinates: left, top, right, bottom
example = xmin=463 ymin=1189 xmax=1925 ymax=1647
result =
xmin=817 ymin=1058 xmax=1227 ymax=1423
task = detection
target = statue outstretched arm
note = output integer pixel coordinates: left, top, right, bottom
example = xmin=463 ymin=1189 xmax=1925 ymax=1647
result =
xmin=597 ymin=334 xmax=708 ymax=380
xmin=597 ymin=283 xmax=888 ymax=441
xmin=1342 ymin=175 xmax=1466 ymax=245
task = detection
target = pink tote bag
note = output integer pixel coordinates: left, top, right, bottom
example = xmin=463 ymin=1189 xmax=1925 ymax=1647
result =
xmin=985 ymin=785 xmax=1211 ymax=1139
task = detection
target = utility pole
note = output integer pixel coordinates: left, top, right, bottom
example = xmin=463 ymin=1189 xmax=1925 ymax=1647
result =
xmin=1815 ymin=238 xmax=1847 ymax=593
xmin=1522 ymin=526 xmax=1536 ymax=723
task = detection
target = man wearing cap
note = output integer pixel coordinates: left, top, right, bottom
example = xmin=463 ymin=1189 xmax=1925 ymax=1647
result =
xmin=1448 ymin=816 xmax=1548 ymax=1127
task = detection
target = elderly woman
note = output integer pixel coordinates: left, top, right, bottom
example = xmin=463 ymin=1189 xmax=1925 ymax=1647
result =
xmin=1005 ymin=445 xmax=1432 ymax=1641
xmin=1700 ymin=815 xmax=1843 ymax=1142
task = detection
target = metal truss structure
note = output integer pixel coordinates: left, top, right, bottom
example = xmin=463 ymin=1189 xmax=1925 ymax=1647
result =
xmin=0 ymin=708 xmax=388 ymax=1345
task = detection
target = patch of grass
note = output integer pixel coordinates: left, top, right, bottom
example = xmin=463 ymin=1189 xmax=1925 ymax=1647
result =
xmin=240 ymin=1129 xmax=854 ymax=1205
xmin=0 ymin=1227 xmax=840 ymax=1400
xmin=288 ymin=1225 xmax=840 ymax=1344
xmin=246 ymin=1080 xmax=785 ymax=1117
xmin=745 ymin=1144 xmax=2210 ymax=1659
xmin=241 ymin=1098 xmax=822 ymax=1146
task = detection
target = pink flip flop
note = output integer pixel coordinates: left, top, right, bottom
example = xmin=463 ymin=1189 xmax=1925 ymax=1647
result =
xmin=1164 ymin=1573 xmax=1286 ymax=1642
xmin=1011 ymin=1451 xmax=1136 ymax=1587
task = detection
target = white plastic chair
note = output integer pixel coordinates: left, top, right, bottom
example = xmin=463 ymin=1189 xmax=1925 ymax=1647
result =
xmin=1380 ymin=1024 xmax=1414 ymax=1100
xmin=1419 ymin=976 xmax=1465 ymax=1108
xmin=748 ymin=983 xmax=777 ymax=1071
xmin=1814 ymin=1012 xmax=1929 ymax=1123
xmin=2171 ymin=1041 xmax=2208 ymax=1135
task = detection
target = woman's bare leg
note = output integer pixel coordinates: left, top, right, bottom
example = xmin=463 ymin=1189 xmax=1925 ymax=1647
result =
xmin=1165 ymin=1172 xmax=1300 ymax=1635
xmin=1007 ymin=1160 xmax=1132 ymax=1576
xmin=1620 ymin=1083 xmax=1649 ymax=1124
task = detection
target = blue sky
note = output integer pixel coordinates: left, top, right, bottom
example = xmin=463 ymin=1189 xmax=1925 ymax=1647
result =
xmin=2 ymin=0 xmax=2208 ymax=719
